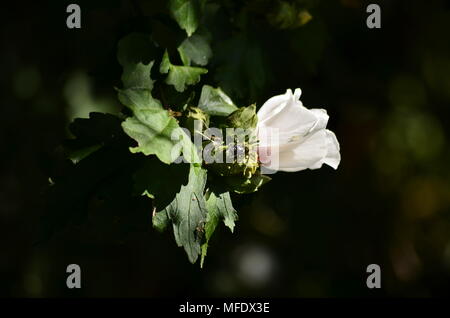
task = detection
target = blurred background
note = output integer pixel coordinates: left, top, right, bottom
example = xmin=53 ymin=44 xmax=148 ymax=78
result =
xmin=1 ymin=0 xmax=450 ymax=297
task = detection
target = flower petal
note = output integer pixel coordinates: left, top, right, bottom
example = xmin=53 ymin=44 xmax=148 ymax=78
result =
xmin=258 ymin=89 xmax=322 ymax=148
xmin=256 ymin=88 xmax=341 ymax=173
xmin=276 ymin=129 xmax=329 ymax=172
xmin=256 ymin=89 xmax=293 ymax=125
xmin=309 ymin=108 xmax=329 ymax=133
xmin=322 ymin=129 xmax=341 ymax=169
xmin=262 ymin=92 xmax=316 ymax=133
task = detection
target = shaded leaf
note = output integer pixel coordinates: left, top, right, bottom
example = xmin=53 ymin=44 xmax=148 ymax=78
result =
xmin=117 ymin=33 xmax=157 ymax=90
xmin=160 ymin=50 xmax=207 ymax=92
xmin=65 ymin=112 xmax=128 ymax=163
xmin=121 ymin=61 xmax=155 ymax=91
xmin=133 ymin=156 xmax=190 ymax=210
xmin=40 ymin=134 xmax=137 ymax=244
xmin=267 ymin=1 xmax=312 ymax=30
xmin=214 ymin=34 xmax=267 ymax=100
xmin=178 ymin=34 xmax=212 ymax=66
xmin=198 ymin=85 xmax=238 ymax=116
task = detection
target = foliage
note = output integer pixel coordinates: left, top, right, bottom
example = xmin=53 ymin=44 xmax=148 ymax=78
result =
xmin=42 ymin=0 xmax=315 ymax=266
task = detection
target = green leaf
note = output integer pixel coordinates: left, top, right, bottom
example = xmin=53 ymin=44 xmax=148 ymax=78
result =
xmin=40 ymin=134 xmax=137 ymax=244
xmin=155 ymin=165 xmax=208 ymax=264
xmin=198 ymin=85 xmax=238 ymax=116
xmin=159 ymin=50 xmax=171 ymax=74
xmin=119 ymin=89 xmax=180 ymax=164
xmin=207 ymin=192 xmax=237 ymax=234
xmin=214 ymin=34 xmax=267 ymax=100
xmin=183 ymin=106 xmax=210 ymax=136
xmin=117 ymin=33 xmax=156 ymax=65
xmin=67 ymin=144 xmax=103 ymax=164
xmin=153 ymin=209 xmax=170 ymax=232
xmin=169 ymin=0 xmax=203 ymax=37
xmin=118 ymin=88 xmax=200 ymax=164
xmin=160 ymin=50 xmax=207 ymax=92
xmin=178 ymin=34 xmax=212 ymax=66
xmin=117 ymin=33 xmax=157 ymax=91
xmin=121 ymin=61 xmax=155 ymax=91
xmin=65 ymin=112 xmax=129 ymax=163
xmin=133 ymin=156 xmax=190 ymax=210
xmin=267 ymin=1 xmax=312 ymax=30
xmin=200 ymin=191 xmax=238 ymax=267
xmin=227 ymin=104 xmax=258 ymax=129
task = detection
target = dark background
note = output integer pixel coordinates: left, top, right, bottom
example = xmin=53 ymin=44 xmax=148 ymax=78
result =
xmin=2 ymin=0 xmax=450 ymax=297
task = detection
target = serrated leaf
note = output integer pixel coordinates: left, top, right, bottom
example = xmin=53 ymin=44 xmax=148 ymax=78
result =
xmin=200 ymin=191 xmax=238 ymax=267
xmin=118 ymin=88 xmax=200 ymax=164
xmin=156 ymin=165 xmax=208 ymax=264
xmin=40 ymin=132 xmax=137 ymax=244
xmin=169 ymin=0 xmax=203 ymax=37
xmin=198 ymin=85 xmax=238 ymax=116
xmin=134 ymin=156 xmax=189 ymax=210
xmin=65 ymin=112 xmax=128 ymax=163
xmin=121 ymin=61 xmax=155 ymax=91
xmin=227 ymin=104 xmax=258 ymax=129
xmin=153 ymin=209 xmax=170 ymax=232
xmin=160 ymin=50 xmax=207 ymax=92
xmin=117 ymin=33 xmax=157 ymax=91
xmin=207 ymin=192 xmax=237 ymax=234
xmin=178 ymin=34 xmax=212 ymax=66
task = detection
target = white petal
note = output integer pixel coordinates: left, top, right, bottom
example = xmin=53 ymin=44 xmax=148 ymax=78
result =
xmin=258 ymin=92 xmax=319 ymax=143
xmin=277 ymin=130 xmax=329 ymax=172
xmin=309 ymin=108 xmax=329 ymax=133
xmin=322 ymin=130 xmax=341 ymax=169
xmin=256 ymin=89 xmax=292 ymax=124
xmin=256 ymin=88 xmax=341 ymax=173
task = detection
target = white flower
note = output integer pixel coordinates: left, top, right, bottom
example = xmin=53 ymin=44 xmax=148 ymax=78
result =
xmin=256 ymin=88 xmax=340 ymax=172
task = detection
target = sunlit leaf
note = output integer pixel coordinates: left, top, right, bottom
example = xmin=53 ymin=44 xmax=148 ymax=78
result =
xmin=169 ymin=0 xmax=204 ymax=36
xmin=227 ymin=104 xmax=258 ymax=129
xmin=154 ymin=165 xmax=208 ymax=264
xmin=119 ymin=88 xmax=200 ymax=165
xmin=201 ymin=191 xmax=237 ymax=267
